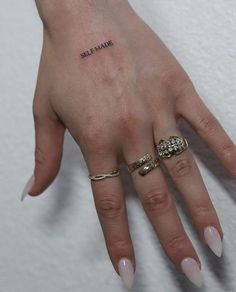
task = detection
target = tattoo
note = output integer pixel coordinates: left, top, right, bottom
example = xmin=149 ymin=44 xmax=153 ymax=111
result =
xmin=80 ymin=40 xmax=114 ymax=59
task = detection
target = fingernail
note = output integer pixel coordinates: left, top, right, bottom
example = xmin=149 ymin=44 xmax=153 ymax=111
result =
xmin=21 ymin=174 xmax=35 ymax=201
xmin=204 ymin=226 xmax=223 ymax=257
xmin=181 ymin=257 xmax=203 ymax=287
xmin=118 ymin=257 xmax=134 ymax=290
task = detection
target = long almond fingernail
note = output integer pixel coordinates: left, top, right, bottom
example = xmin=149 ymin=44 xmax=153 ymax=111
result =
xmin=21 ymin=174 xmax=35 ymax=201
xmin=181 ymin=257 xmax=203 ymax=287
xmin=118 ymin=258 xmax=134 ymax=290
xmin=204 ymin=226 xmax=223 ymax=257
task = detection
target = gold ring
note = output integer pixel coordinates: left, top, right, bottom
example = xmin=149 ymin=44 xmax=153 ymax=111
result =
xmin=156 ymin=136 xmax=188 ymax=159
xmin=88 ymin=169 xmax=120 ymax=181
xmin=138 ymin=158 xmax=160 ymax=176
xmin=127 ymin=153 xmax=152 ymax=173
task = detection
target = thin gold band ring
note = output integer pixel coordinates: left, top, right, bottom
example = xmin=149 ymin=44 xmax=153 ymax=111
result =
xmin=88 ymin=169 xmax=120 ymax=181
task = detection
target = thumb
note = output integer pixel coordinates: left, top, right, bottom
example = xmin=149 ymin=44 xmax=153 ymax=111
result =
xmin=21 ymin=110 xmax=66 ymax=201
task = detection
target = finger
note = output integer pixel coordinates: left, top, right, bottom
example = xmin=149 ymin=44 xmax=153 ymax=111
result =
xmin=122 ymin=130 xmax=203 ymax=287
xmin=84 ymin=150 xmax=135 ymax=290
xmin=154 ymin=122 xmax=223 ymax=257
xmin=177 ymin=87 xmax=236 ymax=177
xmin=25 ymin=99 xmax=66 ymax=198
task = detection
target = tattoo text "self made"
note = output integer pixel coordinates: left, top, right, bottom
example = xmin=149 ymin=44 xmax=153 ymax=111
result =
xmin=80 ymin=40 xmax=114 ymax=59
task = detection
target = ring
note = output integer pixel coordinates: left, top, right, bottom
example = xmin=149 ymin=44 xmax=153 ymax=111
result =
xmin=156 ymin=135 xmax=188 ymax=159
xmin=127 ymin=153 xmax=152 ymax=173
xmin=88 ymin=169 xmax=120 ymax=181
xmin=138 ymin=158 xmax=160 ymax=176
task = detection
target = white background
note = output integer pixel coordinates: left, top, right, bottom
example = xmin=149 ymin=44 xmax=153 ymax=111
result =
xmin=1 ymin=1 xmax=236 ymax=291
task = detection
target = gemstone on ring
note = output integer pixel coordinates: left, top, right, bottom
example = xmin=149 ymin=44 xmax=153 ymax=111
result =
xmin=156 ymin=136 xmax=188 ymax=159
xmin=127 ymin=153 xmax=153 ymax=173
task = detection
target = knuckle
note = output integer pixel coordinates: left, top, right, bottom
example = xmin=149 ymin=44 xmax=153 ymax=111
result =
xmin=35 ymin=146 xmax=59 ymax=166
xmin=194 ymin=203 xmax=213 ymax=218
xmin=109 ymin=240 xmax=131 ymax=252
xmin=96 ymin=196 xmax=123 ymax=219
xmin=166 ymin=235 xmax=189 ymax=254
xmin=117 ymin=110 xmax=144 ymax=141
xmin=82 ymin=123 xmax=110 ymax=154
xmin=162 ymin=70 xmax=192 ymax=95
xmin=141 ymin=189 xmax=171 ymax=212
xmin=221 ymin=143 xmax=236 ymax=161
xmin=117 ymin=111 xmax=139 ymax=131
xmin=197 ymin=114 xmax=218 ymax=136
xmin=170 ymin=158 xmax=192 ymax=178
xmin=35 ymin=146 xmax=47 ymax=166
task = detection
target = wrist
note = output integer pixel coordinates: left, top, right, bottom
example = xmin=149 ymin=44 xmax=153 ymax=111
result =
xmin=36 ymin=0 xmax=129 ymax=31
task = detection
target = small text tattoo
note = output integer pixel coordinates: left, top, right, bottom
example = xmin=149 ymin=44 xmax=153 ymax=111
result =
xmin=80 ymin=40 xmax=114 ymax=59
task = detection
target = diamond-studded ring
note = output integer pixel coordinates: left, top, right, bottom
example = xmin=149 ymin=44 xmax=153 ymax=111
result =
xmin=155 ymin=136 xmax=189 ymax=159
xmin=127 ymin=153 xmax=153 ymax=173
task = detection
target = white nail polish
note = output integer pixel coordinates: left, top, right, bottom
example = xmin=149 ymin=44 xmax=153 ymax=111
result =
xmin=21 ymin=174 xmax=35 ymax=201
xmin=181 ymin=257 xmax=203 ymax=287
xmin=118 ymin=258 xmax=134 ymax=290
xmin=204 ymin=226 xmax=223 ymax=257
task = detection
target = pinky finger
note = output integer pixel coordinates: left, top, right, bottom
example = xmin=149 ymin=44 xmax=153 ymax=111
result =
xmin=177 ymin=87 xmax=236 ymax=177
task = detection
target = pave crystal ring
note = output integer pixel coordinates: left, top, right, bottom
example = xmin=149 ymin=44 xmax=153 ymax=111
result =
xmin=156 ymin=136 xmax=189 ymax=159
xmin=127 ymin=153 xmax=153 ymax=173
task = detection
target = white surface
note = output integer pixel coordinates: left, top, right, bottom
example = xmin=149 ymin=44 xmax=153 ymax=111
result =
xmin=0 ymin=1 xmax=236 ymax=291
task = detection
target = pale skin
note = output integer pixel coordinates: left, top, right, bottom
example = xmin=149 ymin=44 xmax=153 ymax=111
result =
xmin=28 ymin=0 xmax=236 ymax=288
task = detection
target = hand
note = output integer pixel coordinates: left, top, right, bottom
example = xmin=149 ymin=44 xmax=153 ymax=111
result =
xmin=23 ymin=0 xmax=236 ymax=289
